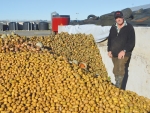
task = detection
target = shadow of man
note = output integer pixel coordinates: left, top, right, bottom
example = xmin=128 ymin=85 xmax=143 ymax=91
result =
xmin=121 ymin=56 xmax=131 ymax=90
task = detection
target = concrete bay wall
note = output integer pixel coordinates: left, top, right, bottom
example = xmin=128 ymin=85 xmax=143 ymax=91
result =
xmin=97 ymin=27 xmax=150 ymax=98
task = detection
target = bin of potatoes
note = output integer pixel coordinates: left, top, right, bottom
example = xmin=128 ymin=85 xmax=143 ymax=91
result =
xmin=0 ymin=32 xmax=150 ymax=113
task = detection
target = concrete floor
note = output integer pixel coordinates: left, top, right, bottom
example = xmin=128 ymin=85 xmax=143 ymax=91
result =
xmin=0 ymin=30 xmax=52 ymax=37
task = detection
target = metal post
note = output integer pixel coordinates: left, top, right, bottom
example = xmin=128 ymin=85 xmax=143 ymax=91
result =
xmin=16 ymin=22 xmax=18 ymax=30
xmin=13 ymin=22 xmax=15 ymax=31
xmin=30 ymin=22 xmax=32 ymax=31
xmin=28 ymin=22 xmax=29 ymax=31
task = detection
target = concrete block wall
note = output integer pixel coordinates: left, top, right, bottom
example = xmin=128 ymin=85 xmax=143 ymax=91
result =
xmin=97 ymin=27 xmax=150 ymax=99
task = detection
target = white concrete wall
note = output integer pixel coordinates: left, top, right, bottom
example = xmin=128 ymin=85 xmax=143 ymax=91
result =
xmin=97 ymin=27 xmax=150 ymax=99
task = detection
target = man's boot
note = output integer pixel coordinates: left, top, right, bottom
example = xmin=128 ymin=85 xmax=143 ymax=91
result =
xmin=115 ymin=75 xmax=124 ymax=88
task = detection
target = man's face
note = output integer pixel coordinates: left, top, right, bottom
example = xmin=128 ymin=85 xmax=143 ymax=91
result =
xmin=115 ymin=17 xmax=124 ymax=25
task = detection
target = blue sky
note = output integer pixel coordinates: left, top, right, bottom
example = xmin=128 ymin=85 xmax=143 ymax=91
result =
xmin=0 ymin=0 xmax=150 ymax=21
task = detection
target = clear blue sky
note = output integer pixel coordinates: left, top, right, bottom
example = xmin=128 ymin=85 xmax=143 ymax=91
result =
xmin=0 ymin=0 xmax=149 ymax=21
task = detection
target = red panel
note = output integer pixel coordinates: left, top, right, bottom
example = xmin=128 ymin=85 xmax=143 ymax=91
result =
xmin=52 ymin=17 xmax=70 ymax=32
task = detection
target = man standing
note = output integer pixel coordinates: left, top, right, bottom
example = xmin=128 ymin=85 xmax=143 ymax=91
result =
xmin=107 ymin=11 xmax=135 ymax=89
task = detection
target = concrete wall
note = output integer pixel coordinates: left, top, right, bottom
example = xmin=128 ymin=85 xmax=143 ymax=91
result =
xmin=97 ymin=27 xmax=150 ymax=99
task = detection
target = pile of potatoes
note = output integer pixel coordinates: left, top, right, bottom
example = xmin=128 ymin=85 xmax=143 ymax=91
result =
xmin=0 ymin=32 xmax=150 ymax=113
xmin=30 ymin=32 xmax=107 ymax=77
xmin=0 ymin=32 xmax=107 ymax=77
xmin=0 ymin=33 xmax=47 ymax=53
xmin=0 ymin=51 xmax=150 ymax=113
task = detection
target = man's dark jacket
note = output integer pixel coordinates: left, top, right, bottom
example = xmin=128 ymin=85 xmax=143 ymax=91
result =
xmin=107 ymin=22 xmax=135 ymax=57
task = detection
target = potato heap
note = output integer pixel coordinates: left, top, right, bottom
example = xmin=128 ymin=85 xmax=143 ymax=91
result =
xmin=0 ymin=32 xmax=150 ymax=113
xmin=29 ymin=32 xmax=107 ymax=77
xmin=0 ymin=51 xmax=150 ymax=113
xmin=0 ymin=34 xmax=46 ymax=53
xmin=0 ymin=32 xmax=107 ymax=77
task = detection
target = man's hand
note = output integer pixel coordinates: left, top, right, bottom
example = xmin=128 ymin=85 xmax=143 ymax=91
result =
xmin=118 ymin=50 xmax=125 ymax=59
xmin=108 ymin=51 xmax=112 ymax=58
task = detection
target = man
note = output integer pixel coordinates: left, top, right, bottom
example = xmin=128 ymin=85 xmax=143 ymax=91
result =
xmin=107 ymin=11 xmax=135 ymax=88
